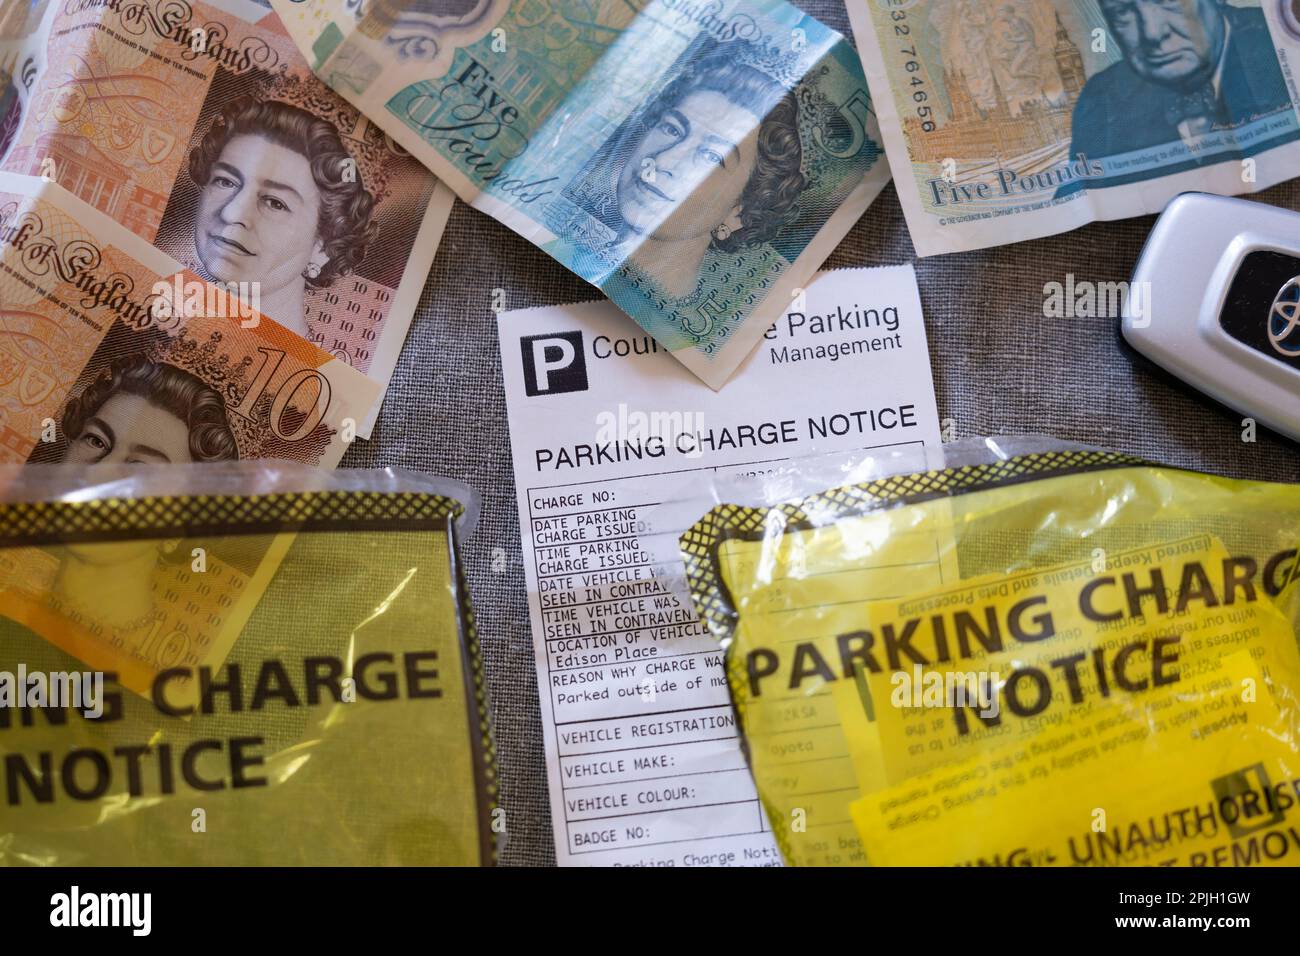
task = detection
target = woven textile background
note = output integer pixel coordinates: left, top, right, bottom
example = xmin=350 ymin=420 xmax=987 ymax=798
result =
xmin=337 ymin=0 xmax=1300 ymax=865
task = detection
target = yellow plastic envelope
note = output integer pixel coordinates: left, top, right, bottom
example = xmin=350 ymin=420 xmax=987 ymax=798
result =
xmin=679 ymin=448 xmax=1300 ymax=866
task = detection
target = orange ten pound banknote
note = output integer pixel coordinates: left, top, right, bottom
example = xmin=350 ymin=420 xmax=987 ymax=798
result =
xmin=0 ymin=0 xmax=453 ymax=433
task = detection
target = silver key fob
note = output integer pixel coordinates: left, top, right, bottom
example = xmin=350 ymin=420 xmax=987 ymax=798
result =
xmin=1124 ymin=193 xmax=1300 ymax=443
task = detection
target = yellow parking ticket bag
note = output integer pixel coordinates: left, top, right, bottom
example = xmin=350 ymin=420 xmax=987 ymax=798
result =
xmin=850 ymin=652 xmax=1300 ymax=867
xmin=828 ymin=535 xmax=1300 ymax=794
xmin=678 ymin=444 xmax=1300 ymax=866
xmin=0 ymin=464 xmax=498 ymax=866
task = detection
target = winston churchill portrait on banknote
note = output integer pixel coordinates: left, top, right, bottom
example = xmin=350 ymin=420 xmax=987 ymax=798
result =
xmin=850 ymin=0 xmax=1300 ymax=253
xmin=885 ymin=0 xmax=1299 ymax=198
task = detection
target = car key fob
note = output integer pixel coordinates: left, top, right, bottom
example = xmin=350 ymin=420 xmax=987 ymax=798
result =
xmin=1124 ymin=193 xmax=1300 ymax=443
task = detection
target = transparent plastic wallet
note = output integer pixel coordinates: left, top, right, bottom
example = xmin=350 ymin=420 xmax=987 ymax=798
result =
xmin=0 ymin=463 xmax=498 ymax=865
xmin=675 ymin=438 xmax=1300 ymax=867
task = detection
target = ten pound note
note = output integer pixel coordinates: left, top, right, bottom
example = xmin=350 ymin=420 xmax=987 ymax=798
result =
xmin=848 ymin=0 xmax=1300 ymax=256
xmin=0 ymin=169 xmax=379 ymax=702
xmin=0 ymin=0 xmax=455 ymax=433
xmin=271 ymin=0 xmax=893 ymax=388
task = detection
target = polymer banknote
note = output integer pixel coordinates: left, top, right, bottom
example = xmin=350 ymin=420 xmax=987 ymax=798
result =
xmin=849 ymin=0 xmax=1300 ymax=255
xmin=271 ymin=0 xmax=892 ymax=388
xmin=0 ymin=169 xmax=376 ymax=469
xmin=0 ymin=0 xmax=455 ymax=431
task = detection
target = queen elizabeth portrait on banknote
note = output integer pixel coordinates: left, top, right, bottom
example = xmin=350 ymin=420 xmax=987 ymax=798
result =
xmin=187 ymin=96 xmax=379 ymax=339
xmin=56 ymin=354 xmax=239 ymax=466
xmin=29 ymin=354 xmax=237 ymax=652
xmin=590 ymin=43 xmax=806 ymax=303
xmin=43 ymin=527 xmax=185 ymax=659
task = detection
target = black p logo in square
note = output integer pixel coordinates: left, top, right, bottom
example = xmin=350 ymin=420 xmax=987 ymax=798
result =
xmin=522 ymin=332 xmax=587 ymax=396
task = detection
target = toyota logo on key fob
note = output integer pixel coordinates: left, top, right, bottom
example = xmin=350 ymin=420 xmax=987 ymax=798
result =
xmin=1270 ymin=277 xmax=1300 ymax=357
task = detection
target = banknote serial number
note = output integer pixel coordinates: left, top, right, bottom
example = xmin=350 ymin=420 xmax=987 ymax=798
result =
xmin=884 ymin=6 xmax=935 ymax=133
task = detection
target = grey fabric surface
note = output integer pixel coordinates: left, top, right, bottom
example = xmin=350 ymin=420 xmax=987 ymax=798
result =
xmin=337 ymin=0 xmax=1300 ymax=865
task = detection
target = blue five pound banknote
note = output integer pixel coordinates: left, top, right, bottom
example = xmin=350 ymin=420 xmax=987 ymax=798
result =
xmin=849 ymin=0 xmax=1300 ymax=255
xmin=271 ymin=0 xmax=892 ymax=387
